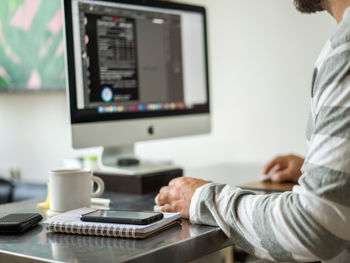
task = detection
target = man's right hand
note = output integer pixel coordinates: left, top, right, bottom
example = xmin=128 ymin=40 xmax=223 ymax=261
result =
xmin=263 ymin=154 xmax=304 ymax=183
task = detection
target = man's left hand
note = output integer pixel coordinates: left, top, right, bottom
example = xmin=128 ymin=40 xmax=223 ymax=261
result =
xmin=155 ymin=177 xmax=211 ymax=219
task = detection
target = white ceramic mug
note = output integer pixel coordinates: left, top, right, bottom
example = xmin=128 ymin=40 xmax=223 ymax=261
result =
xmin=49 ymin=169 xmax=105 ymax=212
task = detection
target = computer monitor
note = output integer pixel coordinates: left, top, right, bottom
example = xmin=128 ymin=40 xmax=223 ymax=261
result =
xmin=63 ymin=0 xmax=210 ymax=174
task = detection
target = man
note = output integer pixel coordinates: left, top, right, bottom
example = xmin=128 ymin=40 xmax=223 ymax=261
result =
xmin=155 ymin=0 xmax=350 ymax=261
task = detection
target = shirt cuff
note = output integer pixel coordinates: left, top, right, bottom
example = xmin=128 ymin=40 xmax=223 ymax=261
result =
xmin=189 ymin=182 xmax=216 ymax=223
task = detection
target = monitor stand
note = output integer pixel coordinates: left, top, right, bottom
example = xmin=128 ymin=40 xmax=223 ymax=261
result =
xmin=97 ymin=144 xmax=181 ymax=176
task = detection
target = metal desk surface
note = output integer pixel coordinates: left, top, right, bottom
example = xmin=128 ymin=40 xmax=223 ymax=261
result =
xmin=0 ymin=163 xmax=262 ymax=263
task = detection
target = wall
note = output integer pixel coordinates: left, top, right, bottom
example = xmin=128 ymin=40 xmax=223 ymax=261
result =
xmin=0 ymin=0 xmax=336 ymax=182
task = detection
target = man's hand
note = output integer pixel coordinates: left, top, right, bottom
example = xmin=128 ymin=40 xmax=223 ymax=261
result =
xmin=155 ymin=177 xmax=211 ymax=219
xmin=263 ymin=154 xmax=305 ymax=183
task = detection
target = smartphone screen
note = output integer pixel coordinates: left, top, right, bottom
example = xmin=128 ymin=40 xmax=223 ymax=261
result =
xmin=81 ymin=210 xmax=163 ymax=225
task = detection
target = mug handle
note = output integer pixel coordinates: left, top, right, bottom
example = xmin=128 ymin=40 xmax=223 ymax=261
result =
xmin=91 ymin=176 xmax=105 ymax=198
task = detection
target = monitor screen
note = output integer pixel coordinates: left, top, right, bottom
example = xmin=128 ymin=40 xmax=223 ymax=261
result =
xmin=66 ymin=0 xmax=209 ymax=123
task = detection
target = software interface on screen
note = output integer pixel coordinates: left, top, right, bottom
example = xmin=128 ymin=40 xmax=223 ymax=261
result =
xmin=71 ymin=0 xmax=208 ymax=116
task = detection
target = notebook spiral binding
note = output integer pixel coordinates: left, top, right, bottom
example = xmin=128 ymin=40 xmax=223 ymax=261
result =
xmin=47 ymin=233 xmax=140 ymax=248
xmin=46 ymin=221 xmax=137 ymax=238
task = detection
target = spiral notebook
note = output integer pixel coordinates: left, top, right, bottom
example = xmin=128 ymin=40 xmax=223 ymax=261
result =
xmin=44 ymin=208 xmax=181 ymax=239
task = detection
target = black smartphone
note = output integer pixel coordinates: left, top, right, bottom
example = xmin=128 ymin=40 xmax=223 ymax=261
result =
xmin=81 ymin=210 xmax=164 ymax=225
xmin=0 ymin=213 xmax=43 ymax=234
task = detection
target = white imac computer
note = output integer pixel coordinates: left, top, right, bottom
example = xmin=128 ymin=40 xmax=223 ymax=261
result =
xmin=63 ymin=0 xmax=210 ymax=175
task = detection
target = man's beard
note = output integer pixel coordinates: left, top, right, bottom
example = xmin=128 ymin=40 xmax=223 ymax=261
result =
xmin=293 ymin=0 xmax=325 ymax=13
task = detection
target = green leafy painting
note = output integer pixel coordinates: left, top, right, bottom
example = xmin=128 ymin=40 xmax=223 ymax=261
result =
xmin=0 ymin=0 xmax=65 ymax=91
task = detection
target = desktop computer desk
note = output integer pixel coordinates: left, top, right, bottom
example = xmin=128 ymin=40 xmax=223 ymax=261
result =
xmin=0 ymin=163 xmax=262 ymax=263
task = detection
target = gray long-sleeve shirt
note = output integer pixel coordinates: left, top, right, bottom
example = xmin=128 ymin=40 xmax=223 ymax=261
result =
xmin=189 ymin=8 xmax=350 ymax=262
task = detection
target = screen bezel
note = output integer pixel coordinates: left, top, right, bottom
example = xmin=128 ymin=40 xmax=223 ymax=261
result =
xmin=63 ymin=0 xmax=210 ymax=124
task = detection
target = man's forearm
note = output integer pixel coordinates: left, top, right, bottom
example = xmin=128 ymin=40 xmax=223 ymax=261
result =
xmin=190 ymin=183 xmax=252 ymax=237
xmin=189 ymin=183 xmax=349 ymax=262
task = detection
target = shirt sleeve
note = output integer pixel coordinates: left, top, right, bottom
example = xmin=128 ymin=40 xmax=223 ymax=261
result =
xmin=189 ymin=41 xmax=350 ymax=262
